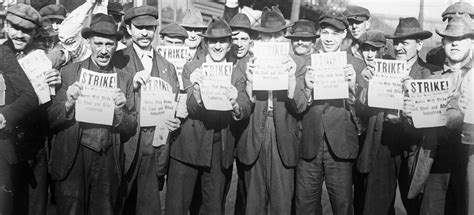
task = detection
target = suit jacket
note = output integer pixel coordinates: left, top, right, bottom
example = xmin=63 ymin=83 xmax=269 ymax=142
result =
xmin=47 ymin=58 xmax=137 ymax=181
xmin=294 ymin=53 xmax=365 ymax=160
xmin=114 ymin=45 xmax=179 ymax=175
xmin=171 ymin=55 xmax=252 ymax=169
xmin=0 ymin=41 xmax=39 ymax=164
xmin=236 ymin=54 xmax=305 ymax=167
xmin=357 ymin=58 xmax=441 ymax=173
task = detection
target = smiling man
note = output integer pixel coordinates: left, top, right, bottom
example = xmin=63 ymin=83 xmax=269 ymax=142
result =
xmin=180 ymin=9 xmax=208 ymax=60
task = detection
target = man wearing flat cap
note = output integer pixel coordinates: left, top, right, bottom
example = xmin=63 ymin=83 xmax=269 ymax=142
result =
xmin=293 ymin=13 xmax=365 ymax=215
xmin=426 ymin=1 xmax=474 ymax=68
xmin=114 ymin=6 xmax=180 ymax=215
xmin=47 ymin=13 xmax=136 ymax=214
xmin=160 ymin=23 xmax=189 ymax=46
xmin=180 ymin=9 xmax=208 ymax=61
xmin=343 ymin=5 xmax=371 ymax=59
xmin=166 ymin=17 xmax=252 ymax=214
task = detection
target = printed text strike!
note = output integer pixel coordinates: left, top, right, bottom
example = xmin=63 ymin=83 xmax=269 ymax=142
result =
xmin=142 ymin=78 xmax=172 ymax=92
xmin=202 ymin=64 xmax=233 ymax=76
xmin=410 ymin=80 xmax=449 ymax=93
xmin=158 ymin=48 xmax=187 ymax=59
xmin=375 ymin=61 xmax=406 ymax=74
xmin=80 ymin=72 xmax=116 ymax=88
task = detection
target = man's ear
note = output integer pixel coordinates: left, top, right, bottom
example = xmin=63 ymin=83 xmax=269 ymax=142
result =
xmin=416 ymin=39 xmax=423 ymax=52
xmin=342 ymin=29 xmax=347 ymax=39
xmin=365 ymin=20 xmax=371 ymax=30
xmin=126 ymin=24 xmax=132 ymax=36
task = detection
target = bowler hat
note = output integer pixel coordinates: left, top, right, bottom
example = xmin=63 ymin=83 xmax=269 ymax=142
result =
xmin=436 ymin=14 xmax=474 ymax=38
xmin=82 ymin=14 xmax=122 ymax=39
xmin=39 ymin=4 xmax=67 ymax=21
xmin=253 ymin=6 xmax=291 ymax=33
xmin=180 ymin=9 xmax=207 ymax=29
xmin=6 ymin=3 xmax=41 ymax=29
xmin=229 ymin=13 xmax=253 ymax=30
xmin=124 ymin=6 xmax=158 ymax=26
xmin=108 ymin=2 xmax=125 ymax=16
xmin=319 ymin=13 xmax=349 ymax=30
xmin=285 ymin=19 xmax=318 ymax=38
xmin=199 ymin=17 xmax=237 ymax=38
xmin=344 ymin=5 xmax=370 ymax=22
xmin=357 ymin=30 xmax=386 ymax=48
xmin=160 ymin=23 xmax=189 ymax=38
xmin=385 ymin=17 xmax=432 ymax=40
xmin=442 ymin=2 xmax=474 ymax=21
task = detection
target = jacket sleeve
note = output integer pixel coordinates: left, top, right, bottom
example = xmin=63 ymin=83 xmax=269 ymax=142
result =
xmin=47 ymin=66 xmax=76 ymax=131
xmin=114 ymin=72 xmax=137 ymax=137
xmin=234 ymin=63 xmax=253 ymax=119
xmin=292 ymin=66 xmax=311 ymax=114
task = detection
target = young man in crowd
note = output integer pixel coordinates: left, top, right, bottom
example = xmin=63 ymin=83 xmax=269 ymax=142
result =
xmin=47 ymin=14 xmax=136 ymax=214
xmin=166 ymin=17 xmax=252 ymax=215
xmin=293 ymin=13 xmax=364 ymax=215
xmin=180 ymin=9 xmax=208 ymax=60
xmin=159 ymin=23 xmax=189 ymax=46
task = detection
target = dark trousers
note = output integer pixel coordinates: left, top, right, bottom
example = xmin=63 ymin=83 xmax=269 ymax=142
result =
xmin=27 ymin=148 xmax=48 ymax=215
xmin=295 ymin=138 xmax=354 ymax=215
xmin=0 ymin=153 xmax=18 ymax=215
xmin=243 ymin=116 xmax=294 ymax=215
xmin=234 ymin=160 xmax=246 ymax=215
xmin=55 ymin=146 xmax=118 ymax=215
xmin=165 ymin=133 xmax=232 ymax=215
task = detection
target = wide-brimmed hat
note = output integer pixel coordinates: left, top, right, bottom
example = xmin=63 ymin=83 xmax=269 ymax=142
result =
xmin=124 ymin=6 xmax=158 ymax=26
xmin=319 ymin=13 xmax=349 ymax=30
xmin=436 ymin=14 xmax=474 ymax=38
xmin=344 ymin=5 xmax=370 ymax=22
xmin=180 ymin=9 xmax=207 ymax=29
xmin=442 ymin=2 xmax=474 ymax=21
xmin=285 ymin=19 xmax=318 ymax=38
xmin=357 ymin=30 xmax=386 ymax=48
xmin=39 ymin=4 xmax=67 ymax=21
xmin=82 ymin=14 xmax=122 ymax=39
xmin=229 ymin=13 xmax=252 ymax=30
xmin=385 ymin=17 xmax=432 ymax=40
xmin=199 ymin=17 xmax=237 ymax=38
xmin=253 ymin=6 xmax=291 ymax=33
xmin=6 ymin=3 xmax=42 ymax=29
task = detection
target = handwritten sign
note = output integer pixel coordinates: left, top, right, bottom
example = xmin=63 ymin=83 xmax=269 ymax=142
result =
xmin=311 ymin=52 xmax=348 ymax=100
xmin=75 ymin=69 xmax=117 ymax=125
xmin=18 ymin=50 xmax=53 ymax=104
xmin=252 ymin=41 xmax=290 ymax=90
xmin=200 ymin=62 xmax=233 ymax=111
xmin=465 ymin=71 xmax=474 ymax=124
xmin=140 ymin=77 xmax=174 ymax=127
xmin=368 ymin=59 xmax=408 ymax=110
xmin=157 ymin=46 xmax=189 ymax=90
xmin=406 ymin=79 xmax=451 ymax=128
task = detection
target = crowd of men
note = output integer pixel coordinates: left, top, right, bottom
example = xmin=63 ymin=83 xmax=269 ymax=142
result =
xmin=0 ymin=0 xmax=473 ymax=214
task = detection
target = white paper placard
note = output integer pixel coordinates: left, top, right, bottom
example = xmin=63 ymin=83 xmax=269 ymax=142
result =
xmin=464 ymin=71 xmax=474 ymax=124
xmin=200 ymin=62 xmax=233 ymax=111
xmin=140 ymin=77 xmax=173 ymax=127
xmin=252 ymin=41 xmax=290 ymax=90
xmin=18 ymin=50 xmax=53 ymax=104
xmin=310 ymin=52 xmax=348 ymax=100
xmin=157 ymin=46 xmax=189 ymax=90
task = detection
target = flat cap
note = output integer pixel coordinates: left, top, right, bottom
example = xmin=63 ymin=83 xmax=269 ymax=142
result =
xmin=124 ymin=5 xmax=158 ymax=26
xmin=160 ymin=23 xmax=189 ymax=38
xmin=6 ymin=3 xmax=42 ymax=29
xmin=344 ymin=5 xmax=370 ymax=21
xmin=319 ymin=13 xmax=349 ymax=30
xmin=442 ymin=2 xmax=474 ymax=21
xmin=39 ymin=4 xmax=67 ymax=20
xmin=357 ymin=30 xmax=386 ymax=48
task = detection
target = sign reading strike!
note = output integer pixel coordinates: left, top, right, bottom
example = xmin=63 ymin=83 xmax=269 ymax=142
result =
xmin=406 ymin=79 xmax=451 ymax=128
xmin=310 ymin=52 xmax=348 ymax=100
xmin=368 ymin=59 xmax=409 ymax=110
xmin=140 ymin=77 xmax=174 ymax=127
xmin=18 ymin=50 xmax=54 ymax=104
xmin=252 ymin=41 xmax=290 ymax=91
xmin=157 ymin=46 xmax=189 ymax=90
xmin=75 ymin=69 xmax=117 ymax=126
xmin=200 ymin=62 xmax=233 ymax=111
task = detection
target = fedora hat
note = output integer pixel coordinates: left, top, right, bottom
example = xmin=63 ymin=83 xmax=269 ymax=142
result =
xmin=436 ymin=14 xmax=474 ymax=38
xmin=253 ymin=6 xmax=291 ymax=33
xmin=285 ymin=19 xmax=318 ymax=38
xmin=229 ymin=13 xmax=252 ymax=30
xmin=82 ymin=14 xmax=122 ymax=39
xmin=181 ymin=8 xmax=207 ymax=29
xmin=386 ymin=17 xmax=432 ymax=40
xmin=199 ymin=17 xmax=237 ymax=38
xmin=357 ymin=30 xmax=386 ymax=48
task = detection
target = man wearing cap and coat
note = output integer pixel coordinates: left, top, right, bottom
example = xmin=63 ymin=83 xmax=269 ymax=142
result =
xmin=113 ymin=6 xmax=180 ymax=215
xmin=159 ymin=23 xmax=189 ymax=46
xmin=47 ymin=13 xmax=136 ymax=215
xmin=166 ymin=17 xmax=252 ymax=215
xmin=0 ymin=3 xmax=41 ymax=215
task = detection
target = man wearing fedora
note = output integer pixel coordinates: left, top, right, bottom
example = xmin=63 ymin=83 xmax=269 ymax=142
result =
xmin=426 ymin=1 xmax=474 ymax=68
xmin=47 ymin=13 xmax=136 ymax=214
xmin=114 ymin=6 xmax=180 ymax=215
xmin=180 ymin=9 xmax=208 ymax=61
xmin=166 ymin=17 xmax=252 ymax=215
xmin=237 ymin=6 xmax=302 ymax=214
xmin=286 ymin=19 xmax=318 ymax=57
xmin=293 ymin=13 xmax=364 ymax=215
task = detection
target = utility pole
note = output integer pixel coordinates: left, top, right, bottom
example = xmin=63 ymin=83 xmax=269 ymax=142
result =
xmin=291 ymin=0 xmax=301 ymax=21
xmin=418 ymin=0 xmax=424 ymax=29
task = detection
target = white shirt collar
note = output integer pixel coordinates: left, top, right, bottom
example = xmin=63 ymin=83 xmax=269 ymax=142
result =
xmin=132 ymin=43 xmax=153 ymax=59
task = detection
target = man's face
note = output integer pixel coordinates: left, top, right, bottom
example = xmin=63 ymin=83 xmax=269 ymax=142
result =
xmin=127 ymin=23 xmax=156 ymax=49
xmin=360 ymin=44 xmax=381 ymax=65
xmin=207 ymin=37 xmax=231 ymax=62
xmin=261 ymin=30 xmax=286 ymax=42
xmin=443 ymin=36 xmax=472 ymax=63
xmin=393 ymin=39 xmax=421 ymax=61
xmin=232 ymin=29 xmax=252 ymax=58
xmin=348 ymin=19 xmax=370 ymax=39
xmin=162 ymin=35 xmax=185 ymax=46
xmin=291 ymin=37 xmax=314 ymax=56
xmin=5 ymin=21 xmax=37 ymax=51
xmin=89 ymin=35 xmax=117 ymax=68
xmin=185 ymin=27 xmax=204 ymax=49
xmin=320 ymin=25 xmax=347 ymax=52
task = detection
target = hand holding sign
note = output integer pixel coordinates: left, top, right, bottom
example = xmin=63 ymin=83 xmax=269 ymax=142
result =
xmin=164 ymin=118 xmax=181 ymax=132
xmin=227 ymin=85 xmax=238 ymax=106
xmin=190 ymin=68 xmax=204 ymax=104
xmin=113 ymin=88 xmax=126 ymax=111
xmin=402 ymin=96 xmax=415 ymax=118
xmin=361 ymin=65 xmax=375 ymax=83
xmin=283 ymin=57 xmax=297 ymax=79
xmin=344 ymin=64 xmax=356 ymax=90
xmin=66 ymin=82 xmax=83 ymax=111
xmin=246 ymin=57 xmax=256 ymax=84
xmin=305 ymin=66 xmax=316 ymax=90
xmin=0 ymin=114 xmax=6 ymax=130
xmin=133 ymin=70 xmax=151 ymax=90
xmin=45 ymin=69 xmax=61 ymax=86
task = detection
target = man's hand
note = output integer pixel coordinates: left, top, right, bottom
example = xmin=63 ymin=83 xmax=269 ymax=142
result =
xmin=164 ymin=118 xmax=181 ymax=132
xmin=190 ymin=68 xmax=203 ymax=104
xmin=113 ymin=88 xmax=126 ymax=111
xmin=305 ymin=66 xmax=316 ymax=90
xmin=344 ymin=64 xmax=356 ymax=90
xmin=361 ymin=65 xmax=374 ymax=83
xmin=45 ymin=69 xmax=61 ymax=86
xmin=283 ymin=57 xmax=297 ymax=79
xmin=401 ymin=75 xmax=414 ymax=93
xmin=133 ymin=70 xmax=150 ymax=90
xmin=0 ymin=114 xmax=6 ymax=130
xmin=246 ymin=57 xmax=256 ymax=84
xmin=227 ymin=85 xmax=238 ymax=106
xmin=66 ymin=82 xmax=83 ymax=111
xmin=402 ymin=96 xmax=415 ymax=118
